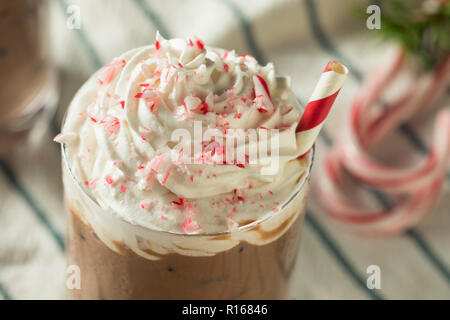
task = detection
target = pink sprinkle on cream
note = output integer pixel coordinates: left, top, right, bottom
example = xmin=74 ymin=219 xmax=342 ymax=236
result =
xmin=89 ymin=178 xmax=98 ymax=188
xmin=161 ymin=166 xmax=172 ymax=185
xmin=196 ymin=40 xmax=204 ymax=50
xmin=182 ymin=218 xmax=194 ymax=231
xmin=101 ymin=116 xmax=120 ymax=136
xmin=140 ymin=199 xmax=153 ymax=210
xmin=171 ymin=198 xmax=184 ymax=206
xmin=102 ymin=66 xmax=116 ymax=86
xmin=257 ymin=107 xmax=268 ymax=113
xmin=105 ymin=175 xmax=114 ymax=185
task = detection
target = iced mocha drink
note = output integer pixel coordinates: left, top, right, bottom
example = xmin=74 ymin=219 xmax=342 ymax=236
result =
xmin=58 ymin=34 xmax=313 ymax=299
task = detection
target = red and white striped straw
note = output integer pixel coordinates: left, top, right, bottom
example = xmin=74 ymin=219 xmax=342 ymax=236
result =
xmin=296 ymin=61 xmax=348 ymax=155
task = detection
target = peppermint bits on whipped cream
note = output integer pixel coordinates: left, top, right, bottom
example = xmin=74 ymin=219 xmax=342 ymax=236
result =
xmin=57 ymin=32 xmax=310 ymax=235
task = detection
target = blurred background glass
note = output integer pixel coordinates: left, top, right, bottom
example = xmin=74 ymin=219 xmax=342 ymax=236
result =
xmin=0 ymin=0 xmax=57 ymax=155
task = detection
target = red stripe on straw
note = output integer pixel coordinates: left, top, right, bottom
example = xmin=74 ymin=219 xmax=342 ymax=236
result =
xmin=296 ymin=89 xmax=340 ymax=132
xmin=323 ymin=62 xmax=334 ymax=73
xmin=323 ymin=61 xmax=344 ymax=73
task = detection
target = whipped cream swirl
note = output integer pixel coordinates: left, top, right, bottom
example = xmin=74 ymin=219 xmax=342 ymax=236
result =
xmin=59 ymin=34 xmax=310 ymax=234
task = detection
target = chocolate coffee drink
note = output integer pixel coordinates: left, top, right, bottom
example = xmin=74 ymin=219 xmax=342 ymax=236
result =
xmin=66 ymin=182 xmax=308 ymax=299
xmin=58 ymin=33 xmax=313 ymax=299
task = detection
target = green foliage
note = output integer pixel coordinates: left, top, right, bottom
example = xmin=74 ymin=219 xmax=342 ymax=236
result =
xmin=367 ymin=0 xmax=450 ymax=69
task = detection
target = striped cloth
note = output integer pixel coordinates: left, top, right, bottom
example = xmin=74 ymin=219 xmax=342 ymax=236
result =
xmin=0 ymin=0 xmax=448 ymax=300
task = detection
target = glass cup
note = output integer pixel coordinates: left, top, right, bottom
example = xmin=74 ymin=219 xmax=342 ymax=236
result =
xmin=62 ymin=136 xmax=314 ymax=300
xmin=0 ymin=0 xmax=57 ymax=155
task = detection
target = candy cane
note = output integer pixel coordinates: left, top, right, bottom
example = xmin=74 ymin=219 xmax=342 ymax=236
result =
xmin=316 ymin=48 xmax=450 ymax=236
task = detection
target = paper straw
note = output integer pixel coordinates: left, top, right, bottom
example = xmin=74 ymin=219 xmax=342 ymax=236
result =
xmin=296 ymin=61 xmax=348 ymax=155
